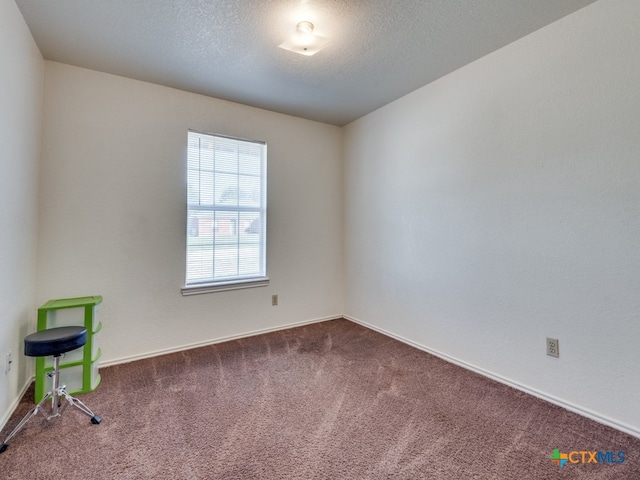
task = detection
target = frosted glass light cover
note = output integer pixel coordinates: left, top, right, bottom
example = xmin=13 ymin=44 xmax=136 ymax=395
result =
xmin=279 ymin=31 xmax=329 ymax=56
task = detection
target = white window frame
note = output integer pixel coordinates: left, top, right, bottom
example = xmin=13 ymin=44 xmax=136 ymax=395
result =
xmin=182 ymin=130 xmax=268 ymax=295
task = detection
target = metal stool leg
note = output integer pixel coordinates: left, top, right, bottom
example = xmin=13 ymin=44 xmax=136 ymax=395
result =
xmin=57 ymin=387 xmax=102 ymax=423
xmin=0 ymin=391 xmax=55 ymax=453
xmin=0 ymin=355 xmax=101 ymax=454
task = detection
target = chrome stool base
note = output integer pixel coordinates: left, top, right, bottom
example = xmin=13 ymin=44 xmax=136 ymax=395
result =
xmin=0 ymin=327 xmax=101 ymax=454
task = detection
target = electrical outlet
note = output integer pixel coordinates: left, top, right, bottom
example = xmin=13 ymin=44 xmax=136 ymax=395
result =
xmin=5 ymin=351 xmax=12 ymax=374
xmin=546 ymin=338 xmax=559 ymax=358
xmin=272 ymin=294 xmax=278 ymax=306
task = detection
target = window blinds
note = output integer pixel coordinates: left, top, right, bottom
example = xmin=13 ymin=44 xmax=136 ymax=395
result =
xmin=186 ymin=131 xmax=266 ymax=286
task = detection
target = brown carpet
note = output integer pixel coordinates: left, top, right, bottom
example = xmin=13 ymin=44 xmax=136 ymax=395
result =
xmin=1 ymin=318 xmax=638 ymax=479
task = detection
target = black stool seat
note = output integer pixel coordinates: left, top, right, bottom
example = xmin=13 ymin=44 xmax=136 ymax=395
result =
xmin=24 ymin=326 xmax=87 ymax=357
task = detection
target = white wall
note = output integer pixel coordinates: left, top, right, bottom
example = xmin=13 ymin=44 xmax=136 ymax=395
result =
xmin=0 ymin=0 xmax=43 ymax=429
xmin=38 ymin=62 xmax=343 ymax=364
xmin=343 ymin=0 xmax=640 ymax=435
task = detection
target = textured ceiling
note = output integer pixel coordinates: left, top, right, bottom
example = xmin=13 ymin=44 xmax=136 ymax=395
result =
xmin=15 ymin=0 xmax=597 ymax=126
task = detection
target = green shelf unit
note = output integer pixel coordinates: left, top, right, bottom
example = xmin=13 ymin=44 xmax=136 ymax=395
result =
xmin=35 ymin=296 xmax=103 ymax=403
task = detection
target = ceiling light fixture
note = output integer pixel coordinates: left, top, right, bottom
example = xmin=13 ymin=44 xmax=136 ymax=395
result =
xmin=279 ymin=21 xmax=329 ymax=56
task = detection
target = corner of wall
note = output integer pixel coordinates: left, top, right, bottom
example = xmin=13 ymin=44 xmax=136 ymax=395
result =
xmin=0 ymin=0 xmax=44 ymax=432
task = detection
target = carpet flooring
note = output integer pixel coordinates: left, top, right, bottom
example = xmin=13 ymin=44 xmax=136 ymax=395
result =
xmin=1 ymin=318 xmax=639 ymax=479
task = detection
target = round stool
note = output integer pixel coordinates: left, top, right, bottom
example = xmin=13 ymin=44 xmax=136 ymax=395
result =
xmin=25 ymin=326 xmax=88 ymax=357
xmin=0 ymin=327 xmax=102 ymax=454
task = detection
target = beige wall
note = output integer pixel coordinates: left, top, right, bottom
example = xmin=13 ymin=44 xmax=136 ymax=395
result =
xmin=343 ymin=0 xmax=640 ymax=436
xmin=0 ymin=0 xmax=43 ymax=429
xmin=38 ymin=62 xmax=344 ymax=364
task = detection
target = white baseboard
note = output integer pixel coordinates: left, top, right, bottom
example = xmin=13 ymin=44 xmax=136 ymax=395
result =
xmin=0 ymin=376 xmax=33 ymax=433
xmin=100 ymin=314 xmax=342 ymax=368
xmin=344 ymin=315 xmax=640 ymax=440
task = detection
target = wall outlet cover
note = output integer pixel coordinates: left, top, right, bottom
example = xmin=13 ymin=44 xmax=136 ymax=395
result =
xmin=5 ymin=351 xmax=12 ymax=374
xmin=546 ymin=337 xmax=559 ymax=358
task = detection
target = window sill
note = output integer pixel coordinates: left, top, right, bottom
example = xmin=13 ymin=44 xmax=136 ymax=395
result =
xmin=181 ymin=277 xmax=270 ymax=296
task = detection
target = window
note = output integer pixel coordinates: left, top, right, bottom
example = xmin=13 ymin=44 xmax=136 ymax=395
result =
xmin=183 ymin=131 xmax=267 ymax=294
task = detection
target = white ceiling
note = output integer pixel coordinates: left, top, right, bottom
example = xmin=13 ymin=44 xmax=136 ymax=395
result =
xmin=16 ymin=0 xmax=597 ymax=126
